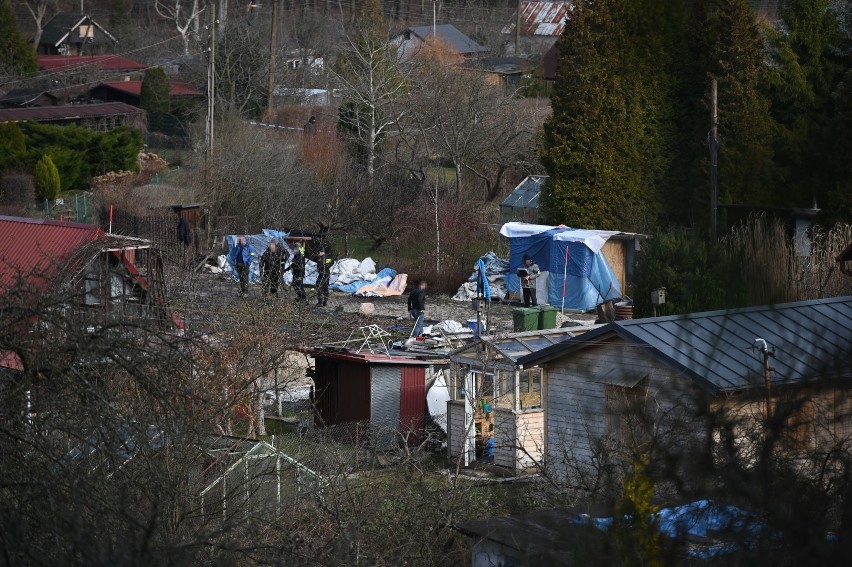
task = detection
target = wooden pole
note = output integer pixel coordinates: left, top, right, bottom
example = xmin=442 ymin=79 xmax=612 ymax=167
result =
xmin=267 ymin=0 xmax=280 ymax=119
xmin=515 ymin=0 xmax=521 ymax=55
xmin=710 ymin=78 xmax=718 ymax=236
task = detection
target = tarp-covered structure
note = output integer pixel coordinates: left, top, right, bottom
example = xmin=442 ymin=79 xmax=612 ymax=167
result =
xmin=500 ymin=222 xmax=622 ymax=310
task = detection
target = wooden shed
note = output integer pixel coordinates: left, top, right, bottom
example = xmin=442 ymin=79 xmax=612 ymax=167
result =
xmin=307 ymin=349 xmax=433 ymax=450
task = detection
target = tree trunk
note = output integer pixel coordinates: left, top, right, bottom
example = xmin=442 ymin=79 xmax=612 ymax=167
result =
xmin=434 ymin=180 xmax=440 ymax=274
xmin=454 ymin=162 xmax=462 ymax=200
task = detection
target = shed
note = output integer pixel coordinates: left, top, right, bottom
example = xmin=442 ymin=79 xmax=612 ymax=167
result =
xmin=502 ymin=1 xmax=573 ymax=54
xmin=538 ymin=296 xmax=852 ymax=479
xmin=446 ymin=326 xmax=600 ymax=472
xmin=0 ymin=102 xmax=145 ymax=131
xmin=307 ymin=348 xmax=434 ymax=450
xmin=500 ymin=222 xmax=647 ymax=309
xmin=500 ymin=175 xmax=546 ymax=224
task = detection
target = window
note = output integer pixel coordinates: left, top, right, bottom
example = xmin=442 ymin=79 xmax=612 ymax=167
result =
xmin=496 ymin=370 xmax=515 ymax=409
xmin=519 ymin=368 xmax=542 ymax=410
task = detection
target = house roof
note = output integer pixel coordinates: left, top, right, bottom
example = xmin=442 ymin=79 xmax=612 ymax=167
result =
xmin=0 ymin=216 xmax=102 ymax=293
xmin=503 ymin=1 xmax=573 ymax=37
xmin=38 ymin=55 xmax=147 ymax=72
xmin=533 ymin=297 xmax=852 ymax=393
xmin=404 ymin=24 xmax=489 ymax=55
xmin=40 ymin=13 xmax=117 ymax=47
xmin=0 ymin=88 xmax=59 ymax=107
xmin=98 ymin=80 xmax=204 ymax=98
xmin=0 ymin=102 xmax=143 ymax=124
xmin=501 ymin=175 xmax=547 ymax=210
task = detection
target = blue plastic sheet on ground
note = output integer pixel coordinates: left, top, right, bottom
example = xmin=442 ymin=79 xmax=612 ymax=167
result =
xmin=225 ymin=230 xmax=297 ymax=284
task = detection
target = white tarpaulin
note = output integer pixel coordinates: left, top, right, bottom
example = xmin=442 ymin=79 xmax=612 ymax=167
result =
xmin=500 ymin=222 xmax=619 ymax=254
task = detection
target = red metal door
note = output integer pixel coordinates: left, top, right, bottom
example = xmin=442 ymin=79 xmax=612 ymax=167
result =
xmin=399 ymin=366 xmax=425 ymax=447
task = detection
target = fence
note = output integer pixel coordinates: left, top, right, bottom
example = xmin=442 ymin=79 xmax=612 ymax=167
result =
xmin=100 ymin=208 xmax=185 ymax=249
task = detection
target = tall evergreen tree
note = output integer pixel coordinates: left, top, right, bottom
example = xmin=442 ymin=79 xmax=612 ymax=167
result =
xmin=768 ymin=0 xmax=851 ymax=220
xmin=710 ymin=0 xmax=776 ymax=209
xmin=541 ymin=0 xmax=683 ymax=231
xmin=0 ymin=0 xmax=38 ymax=77
xmin=140 ymin=67 xmax=172 ymax=114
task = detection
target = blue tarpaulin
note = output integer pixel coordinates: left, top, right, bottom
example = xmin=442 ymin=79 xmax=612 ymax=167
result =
xmin=500 ymin=223 xmax=622 ymax=310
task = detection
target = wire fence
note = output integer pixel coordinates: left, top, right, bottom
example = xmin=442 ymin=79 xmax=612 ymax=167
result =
xmin=100 ymin=208 xmax=186 ymax=249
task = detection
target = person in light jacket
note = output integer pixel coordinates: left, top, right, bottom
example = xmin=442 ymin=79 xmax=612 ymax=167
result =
xmin=521 ymin=254 xmax=540 ymax=307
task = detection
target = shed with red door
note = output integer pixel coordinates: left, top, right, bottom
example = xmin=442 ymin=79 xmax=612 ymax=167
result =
xmin=307 ymin=348 xmax=434 ymax=450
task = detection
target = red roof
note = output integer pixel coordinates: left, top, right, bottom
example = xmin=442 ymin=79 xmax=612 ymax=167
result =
xmin=100 ymin=80 xmax=204 ymax=97
xmin=38 ymin=55 xmax=148 ymax=72
xmin=0 ymin=216 xmax=102 ymax=293
xmin=0 ymin=102 xmax=143 ymax=123
xmin=308 ymin=348 xmax=434 ymax=365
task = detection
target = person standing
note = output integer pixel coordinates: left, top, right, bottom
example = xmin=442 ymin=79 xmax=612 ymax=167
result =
xmin=304 ymin=115 xmax=317 ymax=135
xmin=408 ymin=280 xmax=427 ymax=337
xmin=521 ymin=254 xmax=540 ymax=307
xmin=231 ymin=236 xmax=256 ymax=295
xmin=315 ymin=247 xmax=333 ymax=307
xmin=287 ymin=242 xmax=308 ymax=303
xmin=259 ymin=240 xmax=288 ymax=297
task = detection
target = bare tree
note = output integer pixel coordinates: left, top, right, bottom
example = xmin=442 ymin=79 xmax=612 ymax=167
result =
xmin=155 ymin=0 xmax=206 ymax=55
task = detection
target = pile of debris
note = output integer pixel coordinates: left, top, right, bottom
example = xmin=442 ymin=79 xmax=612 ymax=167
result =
xmin=452 ymin=252 xmax=511 ymax=302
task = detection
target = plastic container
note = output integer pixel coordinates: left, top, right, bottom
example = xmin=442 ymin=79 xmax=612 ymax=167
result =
xmin=467 ymin=319 xmax=486 ymax=335
xmin=538 ymin=305 xmax=559 ymax=330
xmin=513 ymin=307 xmax=539 ymax=332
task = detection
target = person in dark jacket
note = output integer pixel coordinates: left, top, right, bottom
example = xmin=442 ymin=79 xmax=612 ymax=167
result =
xmin=230 ymin=236 xmax=256 ymax=295
xmin=286 ymin=242 xmax=308 ymax=303
xmin=521 ymin=254 xmax=541 ymax=307
xmin=315 ymin=247 xmax=334 ymax=307
xmin=408 ymin=280 xmax=427 ymax=337
xmin=259 ymin=240 xmax=288 ymax=297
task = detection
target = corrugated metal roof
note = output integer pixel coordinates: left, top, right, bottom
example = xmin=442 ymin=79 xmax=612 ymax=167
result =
xmin=310 ymin=348 xmax=434 ymax=366
xmin=99 ymin=80 xmax=203 ymax=97
xmin=503 ymin=2 xmax=573 ymax=37
xmin=38 ymin=55 xmax=147 ymax=72
xmin=501 ymin=175 xmax=547 ymax=210
xmin=451 ymin=325 xmax=601 ymax=366
xmin=0 ymin=102 xmax=143 ymax=123
xmin=534 ymin=297 xmax=852 ymax=393
xmin=406 ymin=24 xmax=489 ymax=54
xmin=0 ymin=216 xmax=101 ymax=292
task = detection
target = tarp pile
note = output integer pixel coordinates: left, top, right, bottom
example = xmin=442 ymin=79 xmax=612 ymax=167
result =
xmin=452 ymin=252 xmax=511 ymax=301
xmin=354 ymin=269 xmax=407 ymax=297
xmin=218 ymin=231 xmax=401 ymax=292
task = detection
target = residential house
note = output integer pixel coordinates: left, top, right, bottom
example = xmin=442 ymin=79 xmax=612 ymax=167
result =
xmin=0 ymin=215 xmax=182 ymax=330
xmin=307 ymin=347 xmax=440 ymax=451
xmin=0 ymin=102 xmax=145 ymax=131
xmin=393 ymin=24 xmax=489 ymax=61
xmin=38 ymin=13 xmax=117 ymax=56
xmin=447 ymin=296 xmax=852 ymax=477
xmin=503 ymin=1 xmax=572 ymax=55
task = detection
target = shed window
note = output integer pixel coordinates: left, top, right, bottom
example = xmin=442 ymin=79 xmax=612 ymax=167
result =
xmin=496 ymin=370 xmax=514 ymax=409
xmin=519 ymin=368 xmax=542 ymax=410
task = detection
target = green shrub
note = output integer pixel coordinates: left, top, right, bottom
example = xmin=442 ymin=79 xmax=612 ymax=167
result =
xmin=34 ymin=155 xmax=61 ymax=200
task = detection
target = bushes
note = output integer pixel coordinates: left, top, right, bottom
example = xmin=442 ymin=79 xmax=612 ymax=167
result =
xmin=34 ymin=155 xmax=61 ymax=200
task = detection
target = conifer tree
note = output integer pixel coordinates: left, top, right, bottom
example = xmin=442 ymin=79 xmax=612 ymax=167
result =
xmin=0 ymin=0 xmax=38 ymax=76
xmin=35 ymin=155 xmax=61 ymax=200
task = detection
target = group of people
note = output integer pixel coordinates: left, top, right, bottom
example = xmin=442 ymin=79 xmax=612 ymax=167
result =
xmin=230 ymin=236 xmax=331 ymax=306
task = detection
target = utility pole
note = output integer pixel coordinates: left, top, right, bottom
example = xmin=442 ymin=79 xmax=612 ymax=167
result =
xmin=515 ymin=0 xmax=521 ymax=55
xmin=267 ymin=0 xmax=280 ymax=119
xmin=432 ymin=0 xmax=436 ymax=38
xmin=710 ymin=78 xmax=719 ymax=236
xmin=206 ymin=3 xmax=216 ymax=163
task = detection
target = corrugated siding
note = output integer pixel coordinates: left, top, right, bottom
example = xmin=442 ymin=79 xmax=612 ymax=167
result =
xmin=400 ymin=366 xmax=425 ymax=447
xmin=447 ymin=401 xmax=466 ymax=458
xmin=371 ymin=366 xmax=401 ymax=451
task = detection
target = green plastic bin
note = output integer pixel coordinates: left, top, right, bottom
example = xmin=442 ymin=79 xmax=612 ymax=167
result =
xmin=513 ymin=307 xmax=539 ymax=332
xmin=538 ymin=305 xmax=559 ymax=330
